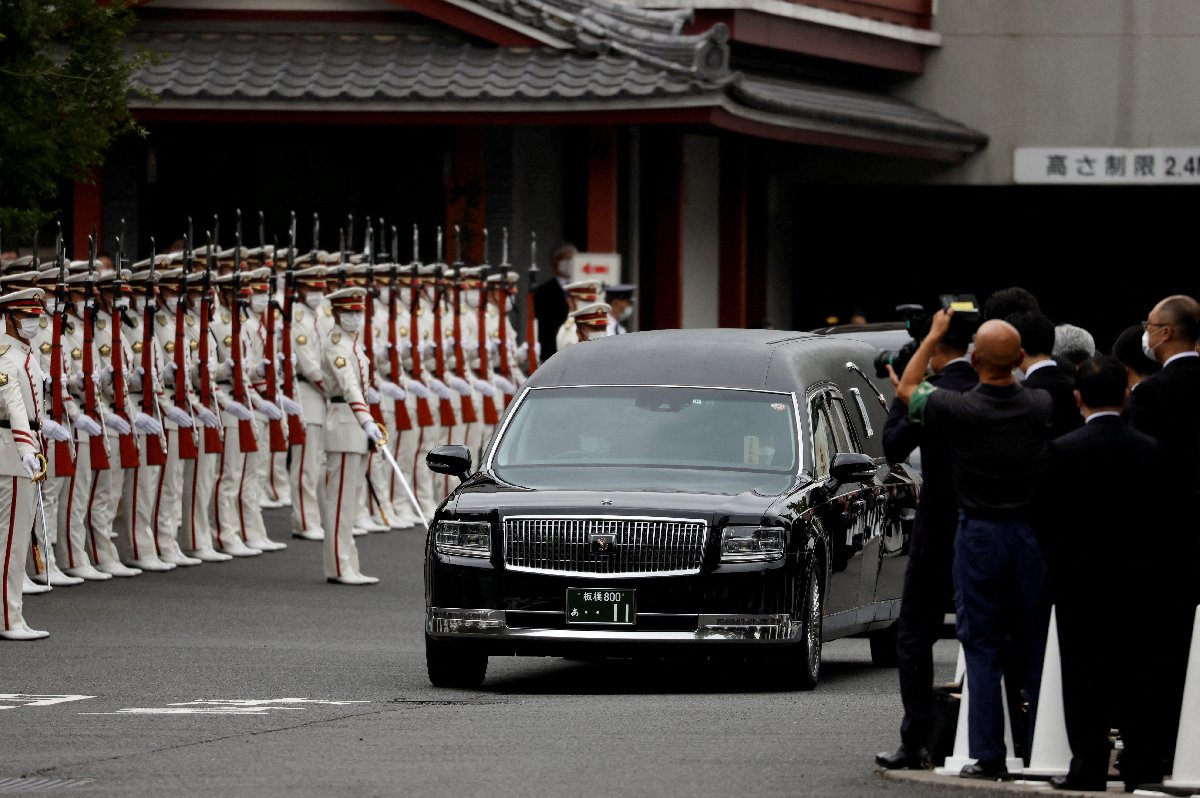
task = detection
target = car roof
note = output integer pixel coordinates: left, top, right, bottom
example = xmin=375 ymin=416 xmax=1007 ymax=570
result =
xmin=527 ymin=329 xmax=880 ymax=394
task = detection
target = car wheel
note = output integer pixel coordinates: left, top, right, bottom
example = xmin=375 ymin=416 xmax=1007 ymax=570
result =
xmin=868 ymin=622 xmax=900 ymax=667
xmin=425 ymin=634 xmax=488 ymax=688
xmin=771 ymin=558 xmax=824 ymax=691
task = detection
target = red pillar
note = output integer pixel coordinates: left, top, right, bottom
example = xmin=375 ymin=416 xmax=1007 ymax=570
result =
xmin=445 ymin=127 xmax=487 ymax=264
xmin=586 ymin=127 xmax=618 ymax=252
xmin=718 ymin=140 xmax=748 ymax=328
xmin=73 ymin=175 xmax=103 ymax=260
xmin=640 ymin=130 xmax=683 ymax=330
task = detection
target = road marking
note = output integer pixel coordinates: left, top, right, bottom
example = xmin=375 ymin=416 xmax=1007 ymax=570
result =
xmin=80 ymin=698 xmax=370 ymax=716
xmin=0 ymin=694 xmax=94 ymax=710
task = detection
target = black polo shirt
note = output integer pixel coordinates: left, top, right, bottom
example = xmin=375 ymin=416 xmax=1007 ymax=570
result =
xmin=909 ymin=381 xmax=1052 ymax=512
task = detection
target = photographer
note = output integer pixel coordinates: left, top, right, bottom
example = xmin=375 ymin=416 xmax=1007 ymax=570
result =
xmin=897 ymin=310 xmax=1052 ymax=781
xmin=877 ymin=312 xmax=978 ymax=770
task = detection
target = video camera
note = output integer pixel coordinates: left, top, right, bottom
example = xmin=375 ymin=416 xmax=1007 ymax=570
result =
xmin=873 ymin=294 xmax=982 ymax=379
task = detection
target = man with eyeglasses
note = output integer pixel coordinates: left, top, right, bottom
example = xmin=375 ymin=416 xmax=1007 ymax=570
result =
xmin=1121 ymin=294 xmax=1200 ymax=790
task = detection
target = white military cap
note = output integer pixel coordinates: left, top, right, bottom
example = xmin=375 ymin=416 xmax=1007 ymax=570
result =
xmin=570 ymin=302 xmax=611 ymax=328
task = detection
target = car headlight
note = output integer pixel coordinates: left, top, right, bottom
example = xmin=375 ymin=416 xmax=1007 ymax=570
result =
xmin=434 ymin=521 xmax=492 ymax=558
xmin=720 ymin=526 xmax=784 ymax=563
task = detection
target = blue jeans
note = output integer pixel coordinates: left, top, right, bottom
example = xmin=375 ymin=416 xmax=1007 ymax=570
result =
xmin=953 ymin=512 xmax=1047 ymax=764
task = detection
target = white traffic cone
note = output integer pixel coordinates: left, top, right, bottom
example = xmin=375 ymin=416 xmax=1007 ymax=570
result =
xmin=1163 ymin=605 xmax=1200 ymax=790
xmin=936 ymin=645 xmax=1025 ymax=776
xmin=1023 ymin=606 xmax=1071 ymax=778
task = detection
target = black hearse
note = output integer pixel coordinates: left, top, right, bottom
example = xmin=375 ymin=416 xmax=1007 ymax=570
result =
xmin=424 ymin=329 xmax=920 ymax=689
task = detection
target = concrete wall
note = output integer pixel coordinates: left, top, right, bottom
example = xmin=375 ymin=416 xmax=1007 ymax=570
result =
xmin=681 ymin=134 xmax=720 ymax=329
xmin=899 ymin=0 xmax=1200 ymax=184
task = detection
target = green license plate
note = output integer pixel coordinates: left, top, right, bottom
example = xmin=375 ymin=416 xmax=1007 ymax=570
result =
xmin=566 ymin=588 xmax=636 ymax=626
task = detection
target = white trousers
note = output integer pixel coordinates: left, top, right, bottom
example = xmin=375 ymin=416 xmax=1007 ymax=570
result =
xmin=239 ymin=421 xmax=271 ymax=548
xmin=182 ymin=449 xmax=220 ymax=555
xmin=116 ymin=435 xmax=161 ymax=562
xmin=29 ymin=447 xmax=68 ymax=578
xmin=289 ymin=424 xmax=324 ymax=534
xmin=266 ymin=448 xmax=290 ymax=504
xmin=1 ymin=475 xmax=35 ymax=632
xmin=322 ymin=451 xmax=367 ymax=579
xmin=153 ymin=429 xmax=190 ymax=561
xmin=381 ymin=407 xmax=417 ymax=526
xmin=87 ymin=439 xmax=126 ymax=567
xmin=58 ymin=438 xmax=104 ymax=571
xmin=213 ymin=425 xmax=255 ymax=552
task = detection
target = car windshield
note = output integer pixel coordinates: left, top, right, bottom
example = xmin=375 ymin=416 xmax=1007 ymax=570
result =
xmin=491 ymin=386 xmax=799 ymax=495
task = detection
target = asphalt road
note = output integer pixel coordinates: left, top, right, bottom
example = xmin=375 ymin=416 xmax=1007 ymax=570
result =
xmin=1 ymin=506 xmax=1007 ymax=797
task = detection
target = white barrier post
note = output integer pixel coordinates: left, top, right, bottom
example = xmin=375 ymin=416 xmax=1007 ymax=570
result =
xmin=1022 ymin=605 xmax=1071 ymax=778
xmin=1163 ymin=606 xmax=1200 ymax=790
xmin=936 ymin=644 xmax=1024 ymax=775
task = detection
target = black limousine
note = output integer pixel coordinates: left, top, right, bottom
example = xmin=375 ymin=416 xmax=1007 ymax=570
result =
xmin=424 ymin=329 xmax=920 ymax=689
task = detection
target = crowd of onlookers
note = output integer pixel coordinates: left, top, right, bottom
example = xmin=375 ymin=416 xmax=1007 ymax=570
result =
xmin=875 ymin=287 xmax=1200 ymax=792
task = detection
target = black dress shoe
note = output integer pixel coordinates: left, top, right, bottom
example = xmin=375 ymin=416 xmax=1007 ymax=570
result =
xmin=874 ymin=744 xmax=930 ymax=770
xmin=1050 ymin=775 xmax=1107 ymax=791
xmin=960 ymin=760 xmax=1009 ymax=780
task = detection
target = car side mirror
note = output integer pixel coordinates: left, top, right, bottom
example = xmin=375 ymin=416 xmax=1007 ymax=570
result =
xmin=427 ymin=444 xmax=472 ymax=481
xmin=828 ymin=452 xmax=877 ymax=485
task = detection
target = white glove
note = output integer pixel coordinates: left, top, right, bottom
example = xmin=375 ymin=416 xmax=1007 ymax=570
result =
xmin=406 ymin=379 xmax=433 ymax=400
xmin=165 ymin=405 xmax=193 ymax=427
xmin=462 ymin=339 xmax=479 ymax=353
xmin=400 ymin=339 xmax=412 ymax=354
xmin=98 ymin=365 xmax=114 ymax=386
xmin=22 ymin=453 xmax=40 ymax=479
xmin=73 ymin=414 xmax=103 ymax=437
xmin=225 ymin=401 xmax=254 ymax=421
xmin=374 ymin=343 xmax=390 ymax=359
xmin=427 ymin=377 xmax=454 ymax=400
xmin=472 ymin=378 xmax=497 ymax=397
xmin=195 ymin=406 xmax=220 ymax=428
xmin=279 ymin=395 xmax=304 ymax=416
xmin=257 ymin=358 xmax=270 ymax=378
xmin=255 ymin=399 xmax=283 ymax=420
xmin=365 ymin=388 xmax=381 ymax=405
xmin=133 ymin=412 xmax=163 ymax=436
xmin=104 ymin=413 xmax=132 ymax=435
xmin=380 ymin=381 xmax=406 ymax=401
xmin=418 ymin=340 xmax=438 ymax=357
xmin=447 ymin=375 xmax=474 ymax=396
xmin=516 ymin=341 xmax=529 ymax=360
xmin=41 ymin=419 xmax=72 ymax=443
xmin=493 ymin=374 xmax=517 ymax=395
xmin=361 ymin=420 xmax=383 ymax=444
xmin=163 ymin=361 xmax=177 ymax=382
xmin=487 ymin=337 xmax=500 ymax=355
xmin=444 ymin=336 xmax=455 ymax=348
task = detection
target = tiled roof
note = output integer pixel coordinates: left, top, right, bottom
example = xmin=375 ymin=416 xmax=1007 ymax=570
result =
xmin=130 ymin=25 xmax=715 ymax=107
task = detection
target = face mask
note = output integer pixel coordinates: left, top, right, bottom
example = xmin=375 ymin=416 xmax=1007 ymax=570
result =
xmin=73 ymin=300 xmax=85 ymax=316
xmin=1141 ymin=330 xmax=1158 ymax=362
xmin=164 ymin=296 xmax=179 ymax=314
xmin=465 ymin=293 xmax=480 ymax=310
xmin=618 ymin=305 xmax=634 ymax=322
xmin=17 ymin=317 xmax=41 ymax=340
xmin=304 ymin=292 xmax=323 ymax=309
xmin=339 ymin=312 xmax=364 ymax=333
xmin=133 ymin=296 xmax=146 ymax=314
xmin=250 ymin=295 xmax=269 ymax=315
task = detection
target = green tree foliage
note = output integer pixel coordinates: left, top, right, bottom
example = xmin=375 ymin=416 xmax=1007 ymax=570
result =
xmin=0 ymin=0 xmax=149 ymax=237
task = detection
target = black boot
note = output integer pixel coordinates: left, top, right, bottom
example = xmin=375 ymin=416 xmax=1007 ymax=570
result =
xmin=875 ymin=744 xmax=930 ymax=770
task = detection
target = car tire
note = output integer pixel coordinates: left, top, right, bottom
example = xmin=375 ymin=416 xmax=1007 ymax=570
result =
xmin=868 ymin=623 xmax=900 ymax=667
xmin=771 ymin=557 xmax=824 ymax=691
xmin=425 ymin=634 xmax=488 ymax=688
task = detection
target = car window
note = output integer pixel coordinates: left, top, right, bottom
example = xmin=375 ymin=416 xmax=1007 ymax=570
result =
xmin=811 ymin=399 xmax=837 ymax=480
xmin=828 ymin=396 xmax=857 ymax=453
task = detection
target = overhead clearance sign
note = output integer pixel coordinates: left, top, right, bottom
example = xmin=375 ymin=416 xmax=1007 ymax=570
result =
xmin=1015 ymin=148 xmax=1200 ymax=184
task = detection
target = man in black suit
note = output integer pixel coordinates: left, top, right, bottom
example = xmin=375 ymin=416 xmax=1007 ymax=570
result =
xmin=876 ymin=322 xmax=979 ymax=770
xmin=1111 ymin=324 xmax=1161 ymax=399
xmin=533 ymin=242 xmax=576 ymax=361
xmin=1009 ymin=311 xmax=1083 ymax=439
xmin=1041 ymin=356 xmax=1160 ymax=791
xmin=1123 ymin=294 xmax=1200 ymax=788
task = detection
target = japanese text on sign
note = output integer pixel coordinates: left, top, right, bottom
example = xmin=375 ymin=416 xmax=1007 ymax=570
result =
xmin=1014 ymin=148 xmax=1200 ymax=184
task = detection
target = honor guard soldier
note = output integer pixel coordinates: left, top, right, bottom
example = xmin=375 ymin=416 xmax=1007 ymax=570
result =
xmin=569 ymin=302 xmax=611 ymax=343
xmin=604 ymin=284 xmax=636 ymax=335
xmin=288 ymin=260 xmax=330 ymax=540
xmin=450 ymin=266 xmax=487 ymax=478
xmin=372 ymin=259 xmax=415 ymax=530
xmin=252 ymin=246 xmax=292 ymax=510
xmin=345 ymin=262 xmax=392 ymax=534
xmin=0 ymin=288 xmax=54 ymax=640
xmin=321 ymin=287 xmax=383 ymax=585
xmin=555 ymin=280 xmax=603 ymax=352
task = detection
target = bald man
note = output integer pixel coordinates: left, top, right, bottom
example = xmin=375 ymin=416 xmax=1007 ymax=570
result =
xmin=898 ymin=310 xmax=1052 ymax=782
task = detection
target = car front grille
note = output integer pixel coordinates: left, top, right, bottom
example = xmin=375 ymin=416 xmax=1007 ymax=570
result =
xmin=503 ymin=517 xmax=707 ymax=577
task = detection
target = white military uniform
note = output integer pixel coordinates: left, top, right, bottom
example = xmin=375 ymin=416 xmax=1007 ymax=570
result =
xmin=320 ymin=288 xmax=380 ymax=585
xmin=0 ymin=319 xmax=49 ymax=639
xmin=401 ymin=278 xmax=442 ymax=519
xmin=239 ymin=275 xmax=285 ymax=553
xmin=369 ymin=276 xmax=417 ymax=530
xmin=288 ymin=266 xmax=330 ymax=540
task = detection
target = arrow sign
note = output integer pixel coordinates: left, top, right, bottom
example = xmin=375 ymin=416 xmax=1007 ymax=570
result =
xmin=570 ymin=252 xmax=620 ymax=285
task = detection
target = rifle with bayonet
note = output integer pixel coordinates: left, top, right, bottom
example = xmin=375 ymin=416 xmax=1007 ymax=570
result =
xmin=362 ymin=219 xmax=385 ymax=427
xmin=259 ymin=212 xmax=287 ymax=453
xmin=49 ymin=229 xmax=76 ymax=477
xmin=175 ymin=226 xmax=199 ymax=460
xmin=198 ymin=228 xmax=222 ymax=455
xmin=281 ymin=212 xmax=304 ymax=446
xmin=83 ymin=234 xmax=111 ymax=471
xmin=142 ymin=238 xmax=168 ymax=467
xmin=431 ymin=227 xmax=456 ymax=428
xmin=497 ymin=227 xmax=514 ymax=408
xmin=387 ymin=226 xmax=414 ymax=435
xmin=111 ymin=225 xmax=139 ymax=467
xmin=408 ymin=227 xmax=435 ymax=428
xmin=476 ymin=229 xmax=499 ymax=426
xmin=450 ymin=227 xmax=477 ymax=425
xmin=232 ymin=211 xmax=257 ymax=452
xmin=525 ymin=232 xmax=539 ymax=374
